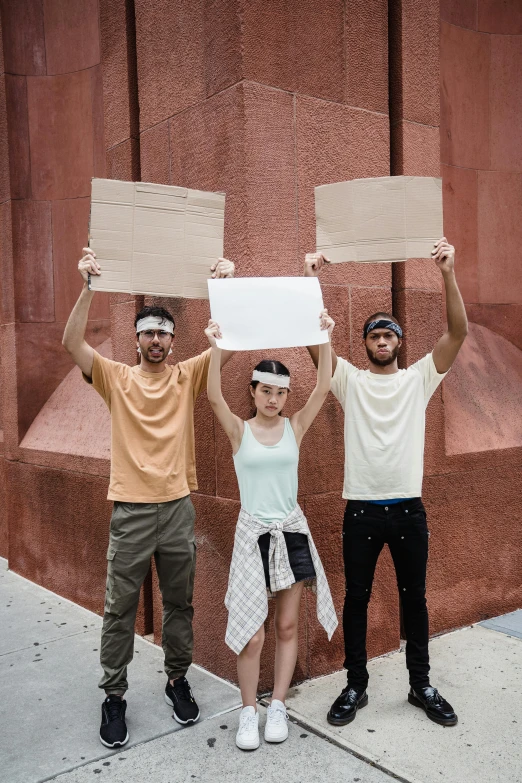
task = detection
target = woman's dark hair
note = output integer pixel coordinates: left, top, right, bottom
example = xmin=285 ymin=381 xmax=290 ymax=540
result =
xmin=134 ymin=306 xmax=175 ymax=333
xmin=250 ymin=359 xmax=290 ymax=389
xmin=362 ymin=311 xmax=402 ymax=337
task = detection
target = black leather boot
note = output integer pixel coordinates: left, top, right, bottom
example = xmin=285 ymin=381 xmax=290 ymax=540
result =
xmin=408 ymin=686 xmax=458 ymax=726
xmin=327 ymin=685 xmax=368 ymax=726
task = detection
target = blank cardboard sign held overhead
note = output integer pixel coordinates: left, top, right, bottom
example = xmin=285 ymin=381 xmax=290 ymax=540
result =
xmin=315 ymin=176 xmax=443 ymax=263
xmin=88 ymin=179 xmax=225 ymax=299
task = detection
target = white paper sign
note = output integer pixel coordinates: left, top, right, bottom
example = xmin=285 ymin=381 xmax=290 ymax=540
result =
xmin=207 ymin=277 xmax=329 ymax=351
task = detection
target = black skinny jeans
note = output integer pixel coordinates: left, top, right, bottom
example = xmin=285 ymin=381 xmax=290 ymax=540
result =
xmin=342 ymin=498 xmax=430 ymax=690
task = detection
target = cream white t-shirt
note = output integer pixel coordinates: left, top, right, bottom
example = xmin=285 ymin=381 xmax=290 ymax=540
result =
xmin=331 ymin=353 xmax=447 ymax=500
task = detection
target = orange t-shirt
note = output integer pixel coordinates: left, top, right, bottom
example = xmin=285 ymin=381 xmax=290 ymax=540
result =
xmin=86 ymin=350 xmax=210 ymax=502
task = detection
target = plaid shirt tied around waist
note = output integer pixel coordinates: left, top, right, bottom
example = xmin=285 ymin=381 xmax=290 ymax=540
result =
xmin=225 ymin=505 xmax=338 ymax=654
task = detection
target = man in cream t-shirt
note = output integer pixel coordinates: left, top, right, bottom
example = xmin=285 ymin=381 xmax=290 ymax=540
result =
xmin=63 ymin=248 xmax=234 ymax=748
xmin=305 ymin=237 xmax=468 ymax=727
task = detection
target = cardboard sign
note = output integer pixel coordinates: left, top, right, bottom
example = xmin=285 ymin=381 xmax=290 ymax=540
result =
xmin=315 ymin=175 xmax=443 ymax=263
xmin=207 ymin=277 xmax=329 ymax=351
xmin=88 ymin=178 xmax=225 ymax=298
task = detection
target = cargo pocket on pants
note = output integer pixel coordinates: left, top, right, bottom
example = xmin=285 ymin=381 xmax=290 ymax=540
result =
xmin=104 ymin=546 xmax=117 ymax=611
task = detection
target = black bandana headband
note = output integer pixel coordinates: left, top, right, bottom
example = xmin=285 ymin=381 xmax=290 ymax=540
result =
xmin=364 ymin=319 xmax=403 ymax=339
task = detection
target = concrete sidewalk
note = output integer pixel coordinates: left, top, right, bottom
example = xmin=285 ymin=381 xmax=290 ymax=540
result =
xmin=1 ymin=557 xmax=520 ymax=783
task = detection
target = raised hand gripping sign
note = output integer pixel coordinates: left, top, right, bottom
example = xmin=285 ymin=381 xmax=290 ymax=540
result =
xmin=207 ymin=277 xmax=329 ymax=351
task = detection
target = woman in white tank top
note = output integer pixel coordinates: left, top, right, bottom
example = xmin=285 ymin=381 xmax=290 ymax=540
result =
xmin=205 ymin=310 xmax=338 ymax=751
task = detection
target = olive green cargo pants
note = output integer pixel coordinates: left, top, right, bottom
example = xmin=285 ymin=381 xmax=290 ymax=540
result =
xmin=99 ymin=495 xmax=196 ymax=694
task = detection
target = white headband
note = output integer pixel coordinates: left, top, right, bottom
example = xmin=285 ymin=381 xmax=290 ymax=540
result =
xmin=136 ymin=316 xmax=174 ymax=334
xmin=251 ymin=370 xmax=290 ymax=388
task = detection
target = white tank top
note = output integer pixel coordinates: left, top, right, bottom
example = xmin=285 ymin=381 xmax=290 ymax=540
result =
xmin=233 ymin=418 xmax=299 ymax=524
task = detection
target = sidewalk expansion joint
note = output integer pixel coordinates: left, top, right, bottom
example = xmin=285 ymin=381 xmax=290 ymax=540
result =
xmin=260 ymin=698 xmax=414 ymax=783
xmin=0 ymin=628 xmax=97 ymax=658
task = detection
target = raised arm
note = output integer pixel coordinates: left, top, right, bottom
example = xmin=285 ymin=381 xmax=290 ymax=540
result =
xmin=303 ymin=252 xmax=338 ymax=373
xmin=62 ymin=248 xmax=100 ymax=378
xmin=431 ymin=238 xmax=468 ymax=373
xmin=205 ymin=320 xmax=244 ymax=452
xmin=291 ymin=310 xmax=334 ymax=445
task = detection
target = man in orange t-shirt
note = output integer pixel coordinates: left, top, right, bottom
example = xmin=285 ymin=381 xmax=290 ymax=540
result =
xmin=63 ymin=247 xmax=234 ymax=748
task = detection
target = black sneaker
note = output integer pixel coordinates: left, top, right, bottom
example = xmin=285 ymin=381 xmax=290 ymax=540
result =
xmin=408 ymin=686 xmax=458 ymax=726
xmin=165 ymin=676 xmax=200 ymax=725
xmin=99 ymin=695 xmax=129 ymax=748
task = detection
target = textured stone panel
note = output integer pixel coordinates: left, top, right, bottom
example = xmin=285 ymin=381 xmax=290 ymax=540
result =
xmin=389 ymin=0 xmax=440 ymax=127
xmin=6 ymin=460 xmax=112 ymax=614
xmin=477 ymin=170 xmax=522 ymax=305
xmin=0 ymin=0 xmax=46 ymax=75
xmin=242 ymin=83 xmax=297 ymax=276
xmin=424 ymin=466 xmax=522 ymax=635
xmin=169 ymin=85 xmax=247 ymax=271
xmin=11 ymin=199 xmax=54 ymax=323
xmin=296 ymin=95 xmax=390 ymax=275
xmin=345 ymin=0 xmax=388 ymax=113
xmin=52 ymin=198 xmax=110 ymax=323
xmin=110 ymin=300 xmax=140 ymax=366
xmin=393 ymin=259 xmax=442 ymax=293
xmin=43 ymin=0 xmax=100 ymax=75
xmin=16 ymin=320 xmax=109 ymax=438
xmin=441 ymin=164 xmax=479 ymax=303
xmin=0 ymin=323 xmax=19 ymax=456
xmin=440 ymin=0 xmax=477 ymax=29
xmin=0 ymin=457 xmax=6 ymax=557
xmin=444 ymin=323 xmax=522 ymax=455
xmin=21 ymin=338 xmax=111 ymax=459
xmin=106 ymin=138 xmax=140 ymax=181
xmin=393 ymin=120 xmax=440 ymax=177
xmin=99 ymin=0 xmax=139 ymax=148
xmin=27 ymin=70 xmax=94 ymax=200
xmin=489 ymin=34 xmax=522 ymax=173
xmin=135 ymin=0 xmax=206 ymax=129
xmin=0 ymin=202 xmax=14 ymax=325
xmin=440 ymin=22 xmax=490 ymax=169
xmin=90 ymin=65 xmax=107 ymax=178
xmin=4 ymin=75 xmax=31 ymax=200
xmin=204 ymin=0 xmax=242 ymax=97
xmin=466 ymin=303 xmax=522 ymax=351
xmin=140 ymin=120 xmax=170 ymax=185
xmin=241 ymin=0 xmax=344 ymax=102
xmin=478 ymin=0 xmax=522 ymax=34
xmin=0 ymin=73 xmax=9 ymax=204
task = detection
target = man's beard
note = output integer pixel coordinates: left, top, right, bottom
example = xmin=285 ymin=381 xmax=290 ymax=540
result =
xmin=366 ymin=344 xmax=400 ymax=367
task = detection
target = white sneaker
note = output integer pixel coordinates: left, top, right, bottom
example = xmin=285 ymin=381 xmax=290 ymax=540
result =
xmin=264 ymin=699 xmax=289 ymax=743
xmin=236 ymin=706 xmax=260 ymax=750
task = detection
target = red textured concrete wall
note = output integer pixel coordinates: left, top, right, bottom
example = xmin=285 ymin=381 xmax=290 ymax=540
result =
xmin=441 ymin=1 xmax=522 ymax=352
xmin=1 ymin=0 xmax=521 ymax=692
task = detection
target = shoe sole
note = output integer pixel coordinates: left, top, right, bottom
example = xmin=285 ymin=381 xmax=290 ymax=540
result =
xmin=165 ymin=693 xmax=200 ymax=725
xmin=326 ymin=693 xmax=368 ymax=726
xmin=407 ymin=693 xmax=458 ymax=726
xmin=99 ymin=732 xmax=129 ymax=749
xmin=264 ymin=731 xmax=288 ymax=743
xmin=236 ymin=737 xmax=260 ymax=751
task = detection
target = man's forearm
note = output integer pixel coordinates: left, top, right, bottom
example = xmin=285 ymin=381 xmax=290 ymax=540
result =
xmin=443 ymin=270 xmax=468 ymax=339
xmin=62 ymin=284 xmax=95 ymax=352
